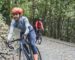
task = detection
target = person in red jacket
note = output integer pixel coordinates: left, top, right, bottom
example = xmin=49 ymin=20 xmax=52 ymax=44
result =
xmin=35 ymin=18 xmax=44 ymax=40
xmin=35 ymin=18 xmax=44 ymax=31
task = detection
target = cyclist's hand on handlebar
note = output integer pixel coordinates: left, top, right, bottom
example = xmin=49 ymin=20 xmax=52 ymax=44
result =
xmin=6 ymin=41 xmax=14 ymax=49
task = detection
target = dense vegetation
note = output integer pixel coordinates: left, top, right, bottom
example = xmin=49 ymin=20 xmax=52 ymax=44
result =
xmin=0 ymin=0 xmax=75 ymax=43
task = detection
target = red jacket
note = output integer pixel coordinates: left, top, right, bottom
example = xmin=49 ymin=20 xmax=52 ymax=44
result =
xmin=35 ymin=20 xmax=44 ymax=31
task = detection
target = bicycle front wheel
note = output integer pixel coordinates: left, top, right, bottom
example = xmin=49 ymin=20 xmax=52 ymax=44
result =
xmin=36 ymin=47 xmax=42 ymax=60
xmin=12 ymin=48 xmax=28 ymax=60
xmin=19 ymin=48 xmax=28 ymax=60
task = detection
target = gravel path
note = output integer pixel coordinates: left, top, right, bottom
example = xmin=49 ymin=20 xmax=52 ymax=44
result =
xmin=0 ymin=29 xmax=75 ymax=60
xmin=38 ymin=36 xmax=75 ymax=60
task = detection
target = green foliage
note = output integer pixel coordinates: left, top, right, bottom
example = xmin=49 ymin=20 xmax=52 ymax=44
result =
xmin=0 ymin=0 xmax=75 ymax=42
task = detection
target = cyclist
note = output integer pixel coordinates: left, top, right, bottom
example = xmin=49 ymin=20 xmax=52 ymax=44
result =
xmin=7 ymin=7 xmax=38 ymax=60
xmin=35 ymin=18 xmax=44 ymax=40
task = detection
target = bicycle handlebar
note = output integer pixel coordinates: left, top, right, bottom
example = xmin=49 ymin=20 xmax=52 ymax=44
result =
xmin=10 ymin=39 xmax=20 ymax=42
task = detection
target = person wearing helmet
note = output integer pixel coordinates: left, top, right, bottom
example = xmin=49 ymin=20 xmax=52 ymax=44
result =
xmin=35 ymin=18 xmax=44 ymax=40
xmin=7 ymin=7 xmax=38 ymax=60
xmin=35 ymin=18 xmax=44 ymax=32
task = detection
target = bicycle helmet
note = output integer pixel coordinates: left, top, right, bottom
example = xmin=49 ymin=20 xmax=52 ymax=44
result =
xmin=11 ymin=7 xmax=24 ymax=15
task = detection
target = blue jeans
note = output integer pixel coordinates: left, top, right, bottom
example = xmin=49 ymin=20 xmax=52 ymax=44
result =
xmin=20 ymin=30 xmax=37 ymax=54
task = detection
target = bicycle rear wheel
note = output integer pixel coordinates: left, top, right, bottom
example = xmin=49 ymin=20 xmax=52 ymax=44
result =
xmin=38 ymin=36 xmax=42 ymax=45
xmin=36 ymin=36 xmax=42 ymax=45
xmin=36 ymin=31 xmax=42 ymax=45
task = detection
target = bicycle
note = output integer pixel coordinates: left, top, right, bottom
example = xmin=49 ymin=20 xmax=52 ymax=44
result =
xmin=1 ymin=36 xmax=42 ymax=60
xmin=36 ymin=29 xmax=42 ymax=45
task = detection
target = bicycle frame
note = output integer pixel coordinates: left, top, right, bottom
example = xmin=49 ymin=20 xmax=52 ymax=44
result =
xmin=19 ymin=39 xmax=29 ymax=56
xmin=16 ymin=38 xmax=33 ymax=60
